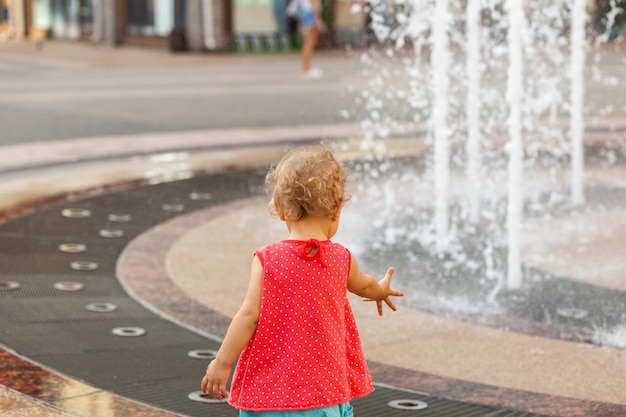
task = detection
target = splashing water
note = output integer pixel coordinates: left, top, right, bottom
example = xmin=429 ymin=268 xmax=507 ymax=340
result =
xmin=341 ymin=0 xmax=626 ymax=348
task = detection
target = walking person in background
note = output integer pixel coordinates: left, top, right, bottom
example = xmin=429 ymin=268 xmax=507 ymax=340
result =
xmin=201 ymin=145 xmax=404 ymax=416
xmin=287 ymin=0 xmax=325 ymax=78
xmin=273 ymin=0 xmax=288 ymax=35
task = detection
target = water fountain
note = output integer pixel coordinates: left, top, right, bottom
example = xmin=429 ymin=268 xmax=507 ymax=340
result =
xmin=342 ymin=0 xmax=626 ymax=349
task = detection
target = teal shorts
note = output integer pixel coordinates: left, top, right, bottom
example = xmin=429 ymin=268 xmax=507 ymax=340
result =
xmin=240 ymin=402 xmax=353 ymax=417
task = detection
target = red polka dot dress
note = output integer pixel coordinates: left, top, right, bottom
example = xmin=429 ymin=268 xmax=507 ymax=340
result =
xmin=228 ymin=239 xmax=374 ymax=412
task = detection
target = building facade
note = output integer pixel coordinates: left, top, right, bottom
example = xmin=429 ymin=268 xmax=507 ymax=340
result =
xmin=2 ymin=0 xmax=235 ymax=50
xmin=2 ymin=1 xmax=622 ymax=52
xmin=1 ymin=0 xmax=370 ymax=51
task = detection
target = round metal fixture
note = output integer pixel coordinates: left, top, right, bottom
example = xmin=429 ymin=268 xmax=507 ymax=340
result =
xmin=86 ymin=303 xmax=117 ymax=313
xmin=54 ymin=282 xmax=84 ymax=291
xmin=108 ymin=213 xmax=133 ymax=223
xmin=99 ymin=228 xmax=125 ymax=238
xmin=188 ymin=391 xmax=228 ymax=403
xmin=70 ymin=261 xmax=99 ymax=271
xmin=112 ymin=327 xmax=146 ymax=337
xmin=188 ymin=349 xmax=218 ymax=360
xmin=59 ymin=243 xmax=87 ymax=253
xmin=189 ymin=192 xmax=212 ymax=201
xmin=388 ymin=399 xmax=428 ymax=410
xmin=162 ymin=203 xmax=185 ymax=212
xmin=61 ymin=208 xmax=92 ymax=218
xmin=0 ymin=281 xmax=21 ymax=291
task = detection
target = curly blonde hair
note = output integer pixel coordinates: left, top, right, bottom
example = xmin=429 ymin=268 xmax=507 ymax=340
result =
xmin=266 ymin=145 xmax=350 ymax=221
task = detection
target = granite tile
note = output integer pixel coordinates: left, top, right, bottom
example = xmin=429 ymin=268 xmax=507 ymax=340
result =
xmin=51 ymin=390 xmax=181 ymax=417
xmin=1 ymin=386 xmax=74 ymax=417
xmin=0 ymin=349 xmax=183 ymax=417
xmin=367 ymin=361 xmax=626 ymax=417
xmin=0 ymin=349 xmax=97 ymax=402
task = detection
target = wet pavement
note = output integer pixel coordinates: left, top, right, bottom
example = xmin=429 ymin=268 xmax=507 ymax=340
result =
xmin=0 ymin=40 xmax=625 ymax=417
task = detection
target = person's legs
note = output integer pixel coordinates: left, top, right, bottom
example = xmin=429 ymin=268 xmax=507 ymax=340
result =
xmin=297 ymin=8 xmax=321 ymax=76
xmin=273 ymin=0 xmax=288 ymax=34
xmin=301 ymin=25 xmax=319 ymax=74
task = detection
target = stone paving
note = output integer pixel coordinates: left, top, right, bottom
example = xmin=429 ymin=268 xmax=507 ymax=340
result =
xmin=0 ymin=40 xmax=625 ymax=417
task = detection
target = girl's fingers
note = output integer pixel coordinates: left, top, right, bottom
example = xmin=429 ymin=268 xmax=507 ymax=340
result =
xmin=385 ymin=267 xmax=395 ymax=281
xmin=385 ymin=298 xmax=397 ymax=312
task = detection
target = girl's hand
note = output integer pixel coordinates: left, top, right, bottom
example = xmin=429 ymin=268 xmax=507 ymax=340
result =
xmin=201 ymin=359 xmax=230 ymax=400
xmin=364 ymin=267 xmax=404 ymax=316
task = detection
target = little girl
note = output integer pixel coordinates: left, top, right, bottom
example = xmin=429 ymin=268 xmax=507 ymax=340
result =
xmin=201 ymin=145 xmax=404 ymax=416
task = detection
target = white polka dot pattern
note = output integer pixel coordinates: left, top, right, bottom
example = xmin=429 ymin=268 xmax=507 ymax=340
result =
xmin=228 ymin=240 xmax=374 ymax=411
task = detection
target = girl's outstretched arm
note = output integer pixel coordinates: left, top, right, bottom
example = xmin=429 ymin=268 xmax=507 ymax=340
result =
xmin=347 ymin=258 xmax=403 ymax=316
xmin=201 ymin=255 xmax=263 ymax=399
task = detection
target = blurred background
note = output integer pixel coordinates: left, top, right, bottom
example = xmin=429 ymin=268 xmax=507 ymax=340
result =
xmin=0 ymin=0 xmax=376 ymax=52
xmin=0 ymin=0 xmax=622 ymax=53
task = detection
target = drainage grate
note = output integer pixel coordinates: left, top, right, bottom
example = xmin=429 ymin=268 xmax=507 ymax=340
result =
xmin=112 ymin=326 xmax=146 ymax=337
xmin=189 ymin=192 xmax=212 ymax=201
xmin=352 ymin=384 xmax=539 ymax=416
xmin=0 ymin=297 xmax=152 ymax=323
xmin=188 ymin=349 xmax=218 ymax=360
xmin=0 ymin=253 xmax=115 ymax=276
xmin=61 ymin=208 xmax=92 ymax=218
xmin=0 ymin=275 xmax=128 ymax=298
xmin=85 ymin=302 xmax=118 ymax=313
xmin=188 ymin=391 xmax=229 ymax=404
xmin=388 ymin=398 xmax=429 ymax=410
xmin=69 ymin=261 xmax=99 ymax=271
xmin=0 ymin=281 xmax=21 ymax=291
xmin=53 ymin=281 xmax=85 ymax=291
xmin=107 ymin=213 xmax=133 ymax=223
xmin=58 ymin=243 xmax=88 ymax=253
xmin=99 ymin=228 xmax=125 ymax=238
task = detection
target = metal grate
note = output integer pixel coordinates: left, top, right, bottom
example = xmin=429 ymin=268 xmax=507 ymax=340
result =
xmin=0 ymin=296 xmax=153 ymax=323
xmin=0 ymin=274 xmax=127 ymax=298
xmin=352 ymin=385 xmax=542 ymax=416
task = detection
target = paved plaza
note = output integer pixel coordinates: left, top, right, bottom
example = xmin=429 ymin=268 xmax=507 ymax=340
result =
xmin=0 ymin=40 xmax=625 ymax=417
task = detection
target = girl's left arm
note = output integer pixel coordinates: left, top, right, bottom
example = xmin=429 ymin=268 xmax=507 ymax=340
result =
xmin=201 ymin=255 xmax=264 ymax=400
